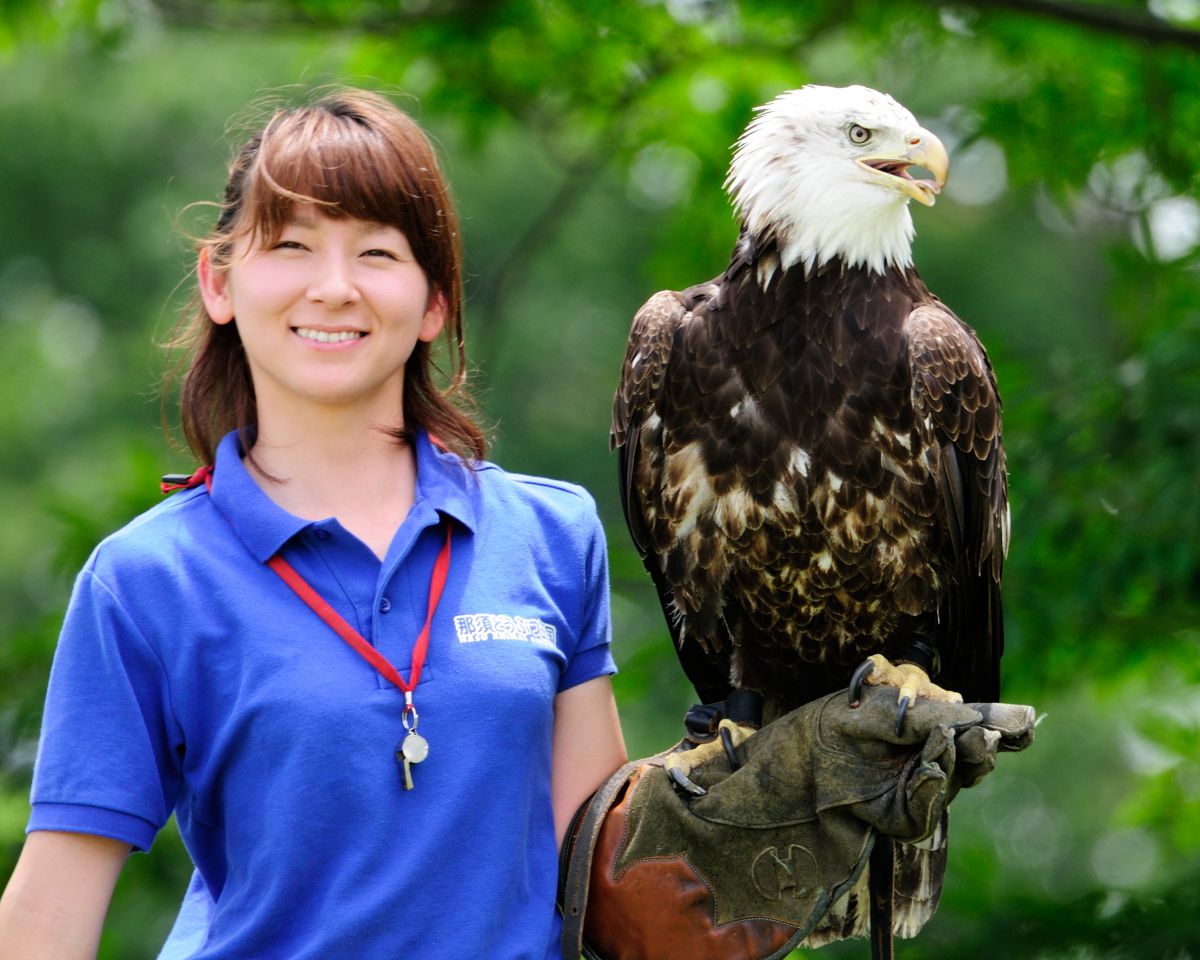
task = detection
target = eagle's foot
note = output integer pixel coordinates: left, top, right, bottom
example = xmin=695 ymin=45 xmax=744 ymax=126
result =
xmin=665 ymin=719 xmax=757 ymax=797
xmin=849 ymin=654 xmax=962 ymax=735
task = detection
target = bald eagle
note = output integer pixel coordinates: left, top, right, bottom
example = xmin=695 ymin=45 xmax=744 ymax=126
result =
xmin=611 ymin=85 xmax=1008 ymax=946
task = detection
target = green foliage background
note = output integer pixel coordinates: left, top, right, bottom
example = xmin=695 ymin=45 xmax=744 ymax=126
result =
xmin=1 ymin=1 xmax=1198 ymax=956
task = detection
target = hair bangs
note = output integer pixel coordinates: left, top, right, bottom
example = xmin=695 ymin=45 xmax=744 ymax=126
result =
xmin=233 ymin=109 xmax=429 ymax=251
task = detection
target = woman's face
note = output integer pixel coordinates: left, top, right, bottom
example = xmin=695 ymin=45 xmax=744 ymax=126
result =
xmin=198 ymin=206 xmax=445 ymax=422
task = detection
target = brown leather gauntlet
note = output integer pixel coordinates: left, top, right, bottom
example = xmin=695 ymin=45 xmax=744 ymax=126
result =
xmin=559 ymin=686 xmax=1036 ymax=960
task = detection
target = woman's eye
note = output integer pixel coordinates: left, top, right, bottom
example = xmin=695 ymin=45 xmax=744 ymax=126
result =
xmin=848 ymin=124 xmax=872 ymax=145
xmin=363 ymin=248 xmax=399 ymax=260
xmin=272 ymin=240 xmax=306 ymax=251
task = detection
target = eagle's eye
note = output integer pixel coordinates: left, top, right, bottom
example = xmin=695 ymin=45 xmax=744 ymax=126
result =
xmin=848 ymin=124 xmax=872 ymax=145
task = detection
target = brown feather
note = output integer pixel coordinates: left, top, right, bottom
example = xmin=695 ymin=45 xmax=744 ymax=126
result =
xmin=611 ymin=235 xmax=1007 ymax=712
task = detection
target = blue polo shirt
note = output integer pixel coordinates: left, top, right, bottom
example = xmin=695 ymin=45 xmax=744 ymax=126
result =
xmin=29 ymin=430 xmax=615 ymax=959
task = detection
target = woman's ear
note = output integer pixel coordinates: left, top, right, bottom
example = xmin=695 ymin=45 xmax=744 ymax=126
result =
xmin=197 ymin=247 xmax=235 ymax=325
xmin=418 ymin=290 xmax=448 ymax=343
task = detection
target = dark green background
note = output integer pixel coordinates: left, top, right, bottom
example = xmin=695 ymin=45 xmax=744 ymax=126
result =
xmin=1 ymin=2 xmax=1198 ymax=957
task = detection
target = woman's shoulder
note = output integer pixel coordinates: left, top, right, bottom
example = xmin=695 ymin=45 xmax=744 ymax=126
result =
xmin=458 ymin=459 xmax=608 ymax=588
xmin=422 ymin=432 xmax=600 ymax=530
xmin=470 ymin=458 xmax=600 ymax=526
xmin=83 ymin=485 xmax=220 ymax=584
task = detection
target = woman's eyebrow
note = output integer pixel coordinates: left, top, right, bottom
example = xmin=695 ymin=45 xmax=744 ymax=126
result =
xmin=281 ymin=212 xmax=399 ymax=237
xmin=354 ymin=220 xmax=400 ymax=237
xmin=285 ymin=210 xmax=319 ymax=229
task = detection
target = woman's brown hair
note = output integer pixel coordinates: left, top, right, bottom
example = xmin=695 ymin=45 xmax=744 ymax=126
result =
xmin=170 ymin=88 xmax=487 ymax=464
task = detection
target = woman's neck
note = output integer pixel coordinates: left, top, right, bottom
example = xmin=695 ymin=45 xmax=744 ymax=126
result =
xmin=246 ymin=411 xmax=419 ymax=560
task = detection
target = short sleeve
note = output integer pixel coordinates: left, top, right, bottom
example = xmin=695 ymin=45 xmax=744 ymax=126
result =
xmin=558 ymin=508 xmax=617 ymax=692
xmin=28 ymin=565 xmax=184 ymax=851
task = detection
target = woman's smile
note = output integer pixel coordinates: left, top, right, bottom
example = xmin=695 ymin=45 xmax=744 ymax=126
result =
xmin=292 ymin=326 xmax=367 ymax=345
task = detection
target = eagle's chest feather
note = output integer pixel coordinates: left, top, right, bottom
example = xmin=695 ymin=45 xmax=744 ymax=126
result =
xmin=645 ymin=265 xmax=946 ymax=661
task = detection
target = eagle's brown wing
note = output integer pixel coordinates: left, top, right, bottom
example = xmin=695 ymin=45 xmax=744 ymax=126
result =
xmin=612 ymin=285 xmax=733 ymax=704
xmin=905 ymin=303 xmax=1008 ymax=702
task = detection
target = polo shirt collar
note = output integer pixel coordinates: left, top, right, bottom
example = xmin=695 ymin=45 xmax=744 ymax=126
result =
xmin=209 ymin=428 xmax=477 ymax=564
xmin=411 ymin=429 xmax=478 ymax=534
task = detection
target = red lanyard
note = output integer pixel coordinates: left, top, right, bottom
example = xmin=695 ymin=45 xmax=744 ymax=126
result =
xmin=162 ymin=464 xmax=451 ymax=722
xmin=268 ymin=517 xmax=452 ymax=790
xmin=265 ymin=521 xmax=453 ymax=717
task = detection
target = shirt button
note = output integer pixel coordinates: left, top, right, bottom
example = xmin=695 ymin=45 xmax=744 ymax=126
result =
xmin=314 ymin=529 xmax=331 ymax=541
xmin=379 ymin=597 xmax=392 ymax=614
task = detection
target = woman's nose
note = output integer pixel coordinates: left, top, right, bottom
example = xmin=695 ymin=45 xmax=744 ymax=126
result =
xmin=306 ymin=255 xmax=361 ymax=306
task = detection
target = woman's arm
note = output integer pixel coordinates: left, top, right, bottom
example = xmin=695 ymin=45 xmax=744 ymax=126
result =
xmin=0 ymin=831 xmax=129 ymax=960
xmin=552 ymin=676 xmax=627 ymax=848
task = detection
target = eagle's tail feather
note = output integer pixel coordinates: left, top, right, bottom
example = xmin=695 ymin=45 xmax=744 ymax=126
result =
xmin=800 ymin=813 xmax=947 ymax=949
xmin=893 ymin=813 xmax=948 ymax=937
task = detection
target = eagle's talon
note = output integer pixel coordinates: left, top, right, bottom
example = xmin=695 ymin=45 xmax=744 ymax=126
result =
xmin=719 ymin=725 xmax=741 ymax=771
xmin=668 ymin=766 xmax=708 ymax=797
xmin=858 ymin=653 xmax=964 ymax=735
xmin=849 ymin=658 xmax=875 ymax=707
xmin=895 ymin=694 xmax=910 ymax=735
xmin=665 ymin=719 xmax=756 ymax=796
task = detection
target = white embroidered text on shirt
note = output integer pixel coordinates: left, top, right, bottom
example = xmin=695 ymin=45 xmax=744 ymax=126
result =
xmin=453 ymin=613 xmax=557 ymax=647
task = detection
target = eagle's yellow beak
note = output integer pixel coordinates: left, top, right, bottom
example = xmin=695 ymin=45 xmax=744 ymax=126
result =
xmin=858 ymin=128 xmax=949 ymax=207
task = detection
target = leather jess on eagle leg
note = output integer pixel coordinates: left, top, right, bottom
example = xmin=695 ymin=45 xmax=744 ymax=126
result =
xmin=559 ymin=685 xmax=1036 ymax=960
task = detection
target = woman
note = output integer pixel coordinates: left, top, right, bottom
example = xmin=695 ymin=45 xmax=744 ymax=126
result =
xmin=0 ymin=88 xmax=627 ymax=960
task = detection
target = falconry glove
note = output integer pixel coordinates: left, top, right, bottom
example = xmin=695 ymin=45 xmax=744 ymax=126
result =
xmin=559 ymin=685 xmax=1036 ymax=960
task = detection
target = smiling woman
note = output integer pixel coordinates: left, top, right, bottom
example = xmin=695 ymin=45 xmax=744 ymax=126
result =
xmin=0 ymin=88 xmax=628 ymax=960
xmin=174 ymin=90 xmax=482 ymax=467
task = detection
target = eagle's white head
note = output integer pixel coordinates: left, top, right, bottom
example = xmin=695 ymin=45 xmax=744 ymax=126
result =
xmin=726 ymin=84 xmax=949 ymax=277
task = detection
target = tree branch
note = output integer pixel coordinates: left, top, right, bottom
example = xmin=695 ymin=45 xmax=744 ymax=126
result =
xmin=955 ymin=0 xmax=1200 ymax=51
xmin=472 ymin=56 xmax=679 ymax=359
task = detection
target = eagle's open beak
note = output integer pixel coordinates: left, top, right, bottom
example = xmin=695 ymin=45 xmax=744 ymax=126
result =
xmin=858 ymin=128 xmax=949 ymax=207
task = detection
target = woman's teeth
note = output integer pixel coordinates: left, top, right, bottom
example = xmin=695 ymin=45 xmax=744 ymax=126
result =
xmin=294 ymin=328 xmax=364 ymax=343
